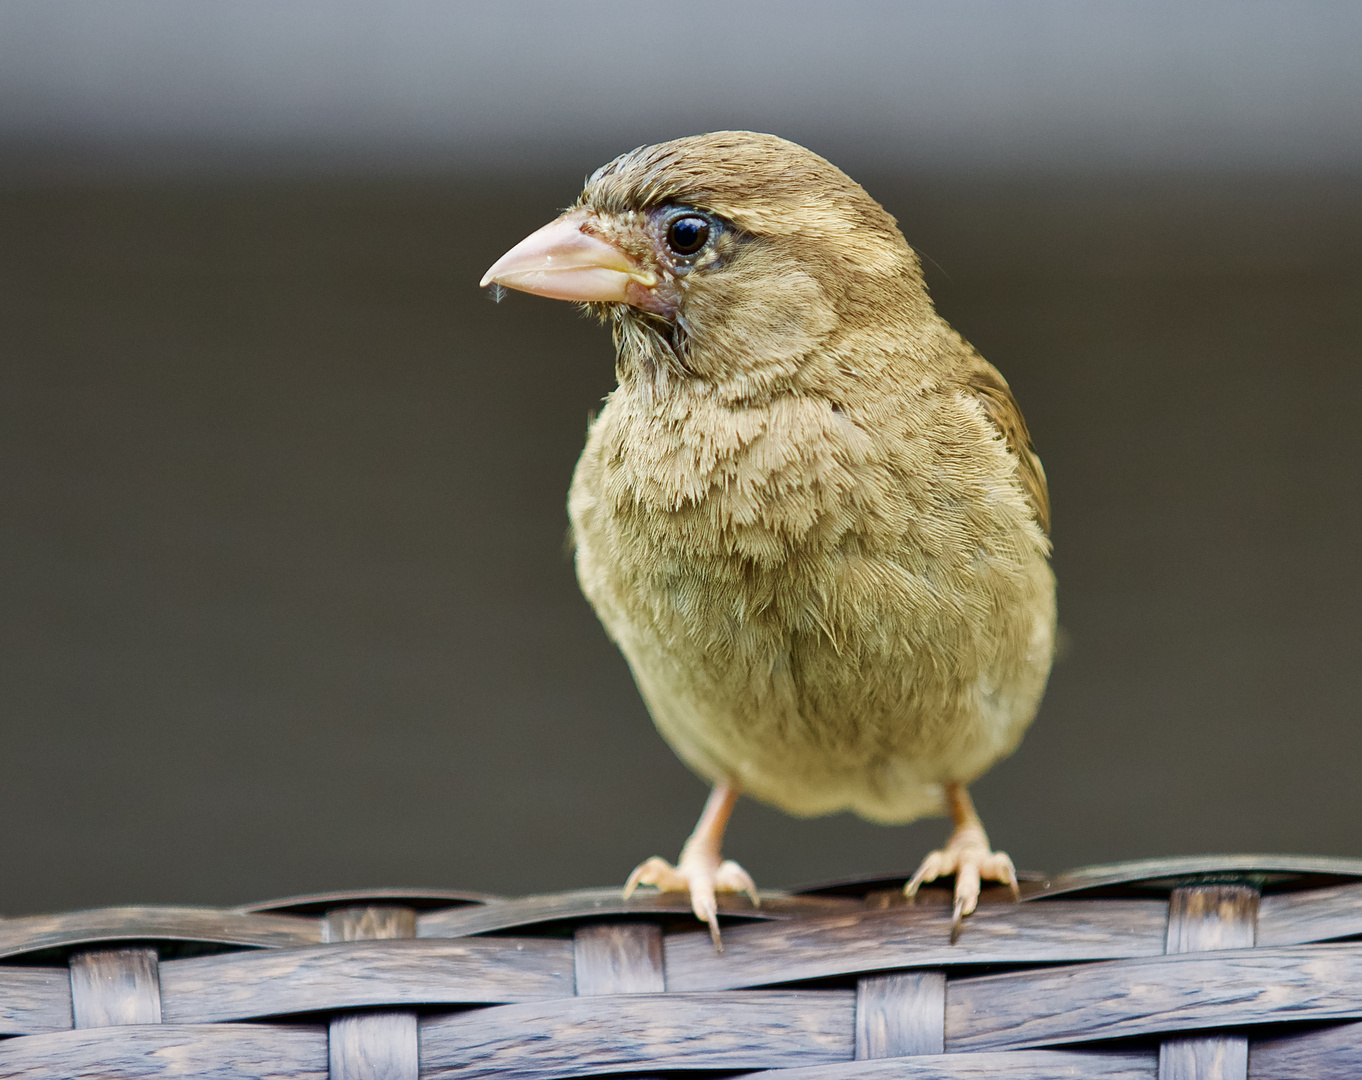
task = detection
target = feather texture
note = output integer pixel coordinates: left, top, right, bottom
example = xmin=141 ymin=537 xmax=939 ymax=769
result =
xmin=560 ymin=133 xmax=1056 ymax=825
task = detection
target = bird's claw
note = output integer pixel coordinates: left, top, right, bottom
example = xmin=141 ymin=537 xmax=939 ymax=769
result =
xmin=905 ymin=823 xmax=1019 ymax=942
xmin=623 ymin=853 xmax=759 ymax=950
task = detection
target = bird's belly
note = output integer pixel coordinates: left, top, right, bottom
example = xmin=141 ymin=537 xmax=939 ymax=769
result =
xmin=600 ymin=553 xmax=1055 ymax=826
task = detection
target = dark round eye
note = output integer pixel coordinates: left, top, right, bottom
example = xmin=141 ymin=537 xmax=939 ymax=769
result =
xmin=666 ymin=215 xmax=711 ymax=256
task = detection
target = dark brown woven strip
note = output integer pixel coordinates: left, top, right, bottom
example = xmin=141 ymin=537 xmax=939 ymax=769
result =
xmin=740 ymin=1048 xmax=1158 ymax=1079
xmin=0 ymin=1023 xmax=1355 ymax=1077
xmin=158 ymin=936 xmax=573 ymax=1023
xmin=0 ymin=1022 xmax=328 ymax=1079
xmin=665 ymin=897 xmax=1168 ymax=991
xmin=325 ymin=905 xmax=419 ymax=1080
xmin=946 ymin=943 xmax=1362 ymax=1052
xmin=0 ymin=907 xmax=320 ymax=960
xmin=1257 ymin=881 xmax=1362 ymax=946
xmin=1033 ymin=856 xmax=1362 ymax=899
xmin=68 ymin=947 xmax=162 ymax=1028
xmin=855 ymin=971 xmax=947 ymax=1058
xmin=0 ymin=966 xmax=72 ymax=1035
xmin=323 ymin=905 xmax=417 ymax=944
xmin=418 ymin=990 xmax=854 ymax=1080
xmin=416 ymin=887 xmax=856 ymax=938
xmin=1158 ymin=885 xmax=1258 ymax=1080
xmin=1249 ymin=1020 xmax=1362 ymax=1079
xmin=574 ymin=923 xmax=665 ymax=995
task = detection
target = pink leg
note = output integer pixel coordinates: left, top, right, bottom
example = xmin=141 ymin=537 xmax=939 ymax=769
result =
xmin=905 ymin=783 xmax=1020 ymax=940
xmin=623 ymin=781 xmax=758 ymax=949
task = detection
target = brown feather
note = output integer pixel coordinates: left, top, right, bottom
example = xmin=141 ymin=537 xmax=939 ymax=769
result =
xmin=963 ymin=362 xmax=1051 ymax=536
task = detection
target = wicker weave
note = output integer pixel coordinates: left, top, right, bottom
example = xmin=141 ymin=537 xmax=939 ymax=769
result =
xmin=0 ymin=855 xmax=1359 ymax=1078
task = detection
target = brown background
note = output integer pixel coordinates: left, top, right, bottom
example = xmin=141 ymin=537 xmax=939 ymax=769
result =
xmin=0 ymin=3 xmax=1359 ymax=914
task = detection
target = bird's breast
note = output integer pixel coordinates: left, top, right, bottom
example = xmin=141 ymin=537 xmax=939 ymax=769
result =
xmin=567 ymin=379 xmax=1054 ymax=819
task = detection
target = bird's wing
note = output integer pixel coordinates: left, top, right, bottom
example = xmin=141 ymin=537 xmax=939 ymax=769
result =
xmin=965 ymin=364 xmax=1051 ymax=537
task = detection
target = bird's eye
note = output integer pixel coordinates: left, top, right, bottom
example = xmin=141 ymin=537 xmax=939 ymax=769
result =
xmin=666 ymin=215 xmax=711 ymax=256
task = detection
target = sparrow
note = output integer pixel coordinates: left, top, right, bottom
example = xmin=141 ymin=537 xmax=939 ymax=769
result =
xmin=481 ymin=132 xmax=1055 ymax=944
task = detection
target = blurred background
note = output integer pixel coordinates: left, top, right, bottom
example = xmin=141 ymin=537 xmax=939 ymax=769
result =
xmin=0 ymin=1 xmax=1359 ymax=915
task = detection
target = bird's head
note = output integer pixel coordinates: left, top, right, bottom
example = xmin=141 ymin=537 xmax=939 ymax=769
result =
xmin=480 ymin=131 xmax=933 ymax=401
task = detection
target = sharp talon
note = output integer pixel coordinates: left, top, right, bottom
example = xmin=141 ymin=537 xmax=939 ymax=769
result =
xmin=907 ymin=811 xmax=1017 ymax=937
xmin=623 ymin=847 xmax=757 ymax=949
xmin=622 ymin=860 xmax=651 ymax=900
xmin=998 ymin=853 xmax=1022 ymax=901
xmin=718 ymin=860 xmax=760 ymax=907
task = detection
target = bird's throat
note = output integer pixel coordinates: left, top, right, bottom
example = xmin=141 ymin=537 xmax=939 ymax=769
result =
xmin=612 ymin=311 xmax=695 ymax=409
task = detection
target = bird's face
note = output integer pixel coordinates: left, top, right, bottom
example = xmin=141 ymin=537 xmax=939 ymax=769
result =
xmin=479 ymin=201 xmax=729 ymax=322
xmin=481 ymin=131 xmax=928 ymax=396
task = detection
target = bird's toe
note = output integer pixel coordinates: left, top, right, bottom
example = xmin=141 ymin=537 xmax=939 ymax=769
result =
xmin=621 ymin=850 xmax=759 ymax=950
xmin=905 ymin=849 xmax=953 ymax=899
xmin=623 ymin=856 xmax=687 ymax=899
xmin=714 ymin=859 xmax=760 ymax=907
xmin=907 ymin=824 xmax=1019 ymax=940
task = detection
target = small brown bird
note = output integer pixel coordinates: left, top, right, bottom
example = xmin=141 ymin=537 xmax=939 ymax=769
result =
xmin=481 ymin=132 xmax=1055 ymax=943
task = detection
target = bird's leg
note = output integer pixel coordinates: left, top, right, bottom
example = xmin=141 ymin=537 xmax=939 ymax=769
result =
xmin=905 ymin=782 xmax=1020 ymax=940
xmin=623 ymin=780 xmax=758 ymax=949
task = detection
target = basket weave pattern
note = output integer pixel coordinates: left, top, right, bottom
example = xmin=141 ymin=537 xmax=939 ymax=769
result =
xmin=0 ymin=855 xmax=1359 ymax=1078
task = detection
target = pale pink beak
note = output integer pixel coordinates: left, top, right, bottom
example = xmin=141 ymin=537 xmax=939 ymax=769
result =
xmin=479 ymin=210 xmax=656 ymax=303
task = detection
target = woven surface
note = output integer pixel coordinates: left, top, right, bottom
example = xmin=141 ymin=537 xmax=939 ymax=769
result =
xmin=1 ymin=856 xmax=1360 ymax=1078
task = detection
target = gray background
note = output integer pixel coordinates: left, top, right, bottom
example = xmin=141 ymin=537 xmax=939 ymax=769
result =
xmin=0 ymin=1 xmax=1358 ymax=915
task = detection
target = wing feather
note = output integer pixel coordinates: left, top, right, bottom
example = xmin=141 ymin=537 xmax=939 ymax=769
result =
xmin=966 ymin=365 xmax=1050 ymax=537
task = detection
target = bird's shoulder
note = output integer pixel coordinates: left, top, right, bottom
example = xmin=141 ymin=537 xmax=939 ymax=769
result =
xmin=952 ymin=351 xmax=1050 ymax=537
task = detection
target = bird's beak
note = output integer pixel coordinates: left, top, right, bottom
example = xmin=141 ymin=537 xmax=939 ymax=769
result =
xmin=479 ymin=211 xmax=657 ymax=304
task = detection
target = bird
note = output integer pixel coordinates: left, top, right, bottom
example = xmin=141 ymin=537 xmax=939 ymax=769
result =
xmin=480 ymin=131 xmax=1055 ymax=944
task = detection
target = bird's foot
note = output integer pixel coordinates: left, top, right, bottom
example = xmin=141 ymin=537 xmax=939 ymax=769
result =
xmin=905 ymin=820 xmax=1019 ymax=941
xmin=623 ymin=850 xmax=758 ymax=950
